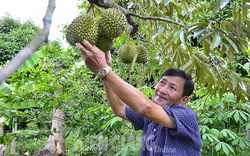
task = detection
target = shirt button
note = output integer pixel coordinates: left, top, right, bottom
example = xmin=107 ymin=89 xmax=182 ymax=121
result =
xmin=150 ymin=148 xmax=153 ymax=151
xmin=154 ymin=128 xmax=156 ymax=132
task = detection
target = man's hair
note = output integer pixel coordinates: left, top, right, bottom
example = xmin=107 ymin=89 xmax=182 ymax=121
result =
xmin=160 ymin=68 xmax=194 ymax=96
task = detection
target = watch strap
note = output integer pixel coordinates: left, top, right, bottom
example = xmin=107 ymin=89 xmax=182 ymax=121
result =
xmin=98 ymin=67 xmax=112 ymax=80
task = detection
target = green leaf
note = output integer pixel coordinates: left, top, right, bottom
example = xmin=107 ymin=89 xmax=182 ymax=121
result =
xmin=21 ymin=100 xmax=39 ymax=109
xmin=164 ymin=0 xmax=171 ymax=6
xmin=156 ymin=0 xmax=161 ymax=4
xmin=212 ymin=1 xmax=220 ymax=14
xmin=231 ymin=73 xmax=239 ymax=90
xmin=239 ymin=139 xmax=246 ymax=149
xmin=19 ymin=49 xmax=48 ymax=70
xmin=221 ymin=129 xmax=228 ymax=137
xmin=239 ymin=111 xmax=248 ymax=121
xmin=209 ymin=128 xmax=220 ymax=136
xmin=233 ymin=111 xmax=240 ymax=122
xmin=222 ymin=143 xmax=229 ymax=155
xmin=239 ymin=82 xmax=247 ymax=92
xmin=0 ymin=82 xmax=14 ymax=95
xmin=220 ymin=0 xmax=230 ymax=9
xmin=227 ymin=111 xmax=234 ymax=118
xmin=211 ymin=34 xmax=221 ymax=49
xmin=216 ymin=142 xmax=235 ymax=155
xmin=193 ymin=28 xmax=206 ymax=38
xmin=232 ymin=139 xmax=239 ymax=145
xmin=198 ymin=32 xmax=214 ymax=43
xmin=202 ymin=40 xmax=210 ymax=56
xmin=180 ymin=29 xmax=187 ymax=45
xmin=215 ymin=142 xmax=222 ymax=151
xmin=221 ymin=37 xmax=230 ymax=49
xmin=195 ymin=52 xmax=210 ymax=64
xmin=220 ymin=129 xmax=237 ymax=139
xmin=172 ymin=30 xmax=181 ymax=44
xmin=157 ymin=25 xmax=164 ymax=34
xmin=12 ymin=129 xmax=40 ymax=136
xmin=236 ymin=12 xmax=243 ymax=35
xmin=187 ymin=22 xmax=208 ymax=32
xmin=202 ymin=133 xmax=220 ymax=143
xmin=199 ymin=125 xmax=210 ymax=134
xmin=101 ymin=116 xmax=122 ymax=130
xmin=224 ymin=36 xmax=239 ymax=52
xmin=13 ymin=102 xmax=23 ymax=109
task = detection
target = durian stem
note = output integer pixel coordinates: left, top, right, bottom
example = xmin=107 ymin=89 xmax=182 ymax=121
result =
xmin=136 ymin=33 xmax=139 ymax=45
xmin=129 ymin=53 xmax=138 ymax=84
xmin=92 ymin=4 xmax=102 ymax=13
xmin=87 ymin=5 xmax=92 ymax=13
xmin=127 ymin=33 xmax=131 ymax=42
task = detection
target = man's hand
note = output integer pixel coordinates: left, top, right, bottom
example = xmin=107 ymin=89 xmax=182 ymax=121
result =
xmin=105 ymin=50 xmax=112 ymax=67
xmin=76 ymin=40 xmax=109 ymax=74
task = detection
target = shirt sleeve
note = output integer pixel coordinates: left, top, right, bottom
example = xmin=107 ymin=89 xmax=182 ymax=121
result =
xmin=125 ymin=106 xmax=145 ymax=130
xmin=162 ymin=105 xmax=200 ymax=138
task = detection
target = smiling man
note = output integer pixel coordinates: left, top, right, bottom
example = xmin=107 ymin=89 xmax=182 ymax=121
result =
xmin=76 ymin=40 xmax=202 ymax=156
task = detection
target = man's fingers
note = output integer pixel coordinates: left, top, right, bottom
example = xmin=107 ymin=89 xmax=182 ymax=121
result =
xmin=82 ymin=40 xmax=97 ymax=52
xmin=76 ymin=42 xmax=90 ymax=61
xmin=105 ymin=51 xmax=112 ymax=66
xmin=77 ymin=42 xmax=93 ymax=54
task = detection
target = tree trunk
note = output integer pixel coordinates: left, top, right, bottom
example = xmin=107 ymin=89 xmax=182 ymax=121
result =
xmin=0 ymin=119 xmax=3 ymax=137
xmin=11 ymin=118 xmax=17 ymax=155
xmin=38 ymin=109 xmax=66 ymax=156
xmin=0 ymin=145 xmax=6 ymax=156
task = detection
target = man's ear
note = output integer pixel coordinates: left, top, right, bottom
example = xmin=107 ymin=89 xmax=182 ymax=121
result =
xmin=179 ymin=96 xmax=189 ymax=106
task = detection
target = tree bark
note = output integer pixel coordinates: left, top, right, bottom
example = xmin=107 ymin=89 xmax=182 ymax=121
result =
xmin=0 ymin=120 xmax=3 ymax=137
xmin=11 ymin=119 xmax=17 ymax=154
xmin=38 ymin=109 xmax=66 ymax=156
xmin=0 ymin=145 xmax=6 ymax=156
xmin=38 ymin=47 xmax=66 ymax=155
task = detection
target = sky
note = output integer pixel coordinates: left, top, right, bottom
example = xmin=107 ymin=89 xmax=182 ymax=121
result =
xmin=0 ymin=0 xmax=80 ymax=48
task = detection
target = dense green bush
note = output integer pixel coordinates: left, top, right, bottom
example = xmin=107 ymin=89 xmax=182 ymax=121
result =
xmin=0 ymin=15 xmax=40 ymax=64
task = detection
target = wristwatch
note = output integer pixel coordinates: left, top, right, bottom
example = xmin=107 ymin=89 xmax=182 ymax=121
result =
xmin=98 ymin=67 xmax=112 ymax=80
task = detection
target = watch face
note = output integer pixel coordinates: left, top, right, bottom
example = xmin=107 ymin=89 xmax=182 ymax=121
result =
xmin=100 ymin=69 xmax=107 ymax=76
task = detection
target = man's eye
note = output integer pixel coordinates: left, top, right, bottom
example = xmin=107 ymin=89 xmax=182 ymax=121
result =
xmin=159 ymin=81 xmax=165 ymax=84
xmin=170 ymin=87 xmax=176 ymax=90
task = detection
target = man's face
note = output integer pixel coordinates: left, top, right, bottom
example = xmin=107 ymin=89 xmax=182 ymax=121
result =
xmin=153 ymin=76 xmax=186 ymax=106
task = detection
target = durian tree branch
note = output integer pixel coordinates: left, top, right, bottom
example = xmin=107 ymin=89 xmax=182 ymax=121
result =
xmin=127 ymin=12 xmax=184 ymax=27
xmin=0 ymin=0 xmax=56 ymax=84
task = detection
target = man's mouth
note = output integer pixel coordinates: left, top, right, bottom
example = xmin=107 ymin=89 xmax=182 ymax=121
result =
xmin=156 ymin=92 xmax=168 ymax=101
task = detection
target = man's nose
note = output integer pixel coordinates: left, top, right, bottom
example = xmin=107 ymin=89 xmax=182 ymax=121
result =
xmin=159 ymin=86 xmax=168 ymax=94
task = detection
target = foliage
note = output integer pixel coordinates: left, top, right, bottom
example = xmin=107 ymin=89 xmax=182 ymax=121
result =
xmin=0 ymin=0 xmax=250 ymax=155
xmin=0 ymin=14 xmax=40 ymax=64
xmin=190 ymin=89 xmax=250 ymax=155
xmin=0 ymin=41 xmax=64 ymax=154
xmin=110 ymin=0 xmax=250 ymax=102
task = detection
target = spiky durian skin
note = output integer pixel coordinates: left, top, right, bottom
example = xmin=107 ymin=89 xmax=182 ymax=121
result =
xmin=95 ymin=34 xmax=114 ymax=53
xmin=136 ymin=45 xmax=148 ymax=63
xmin=98 ymin=8 xmax=127 ymax=39
xmin=65 ymin=13 xmax=99 ymax=46
xmin=118 ymin=43 xmax=138 ymax=64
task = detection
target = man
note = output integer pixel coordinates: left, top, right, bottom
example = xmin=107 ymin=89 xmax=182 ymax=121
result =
xmin=76 ymin=40 xmax=202 ymax=155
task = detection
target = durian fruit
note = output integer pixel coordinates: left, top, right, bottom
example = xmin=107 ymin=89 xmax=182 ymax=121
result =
xmin=135 ymin=45 xmax=148 ymax=63
xmin=118 ymin=43 xmax=138 ymax=64
xmin=65 ymin=13 xmax=99 ymax=46
xmin=98 ymin=8 xmax=127 ymax=39
xmin=95 ymin=34 xmax=114 ymax=53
